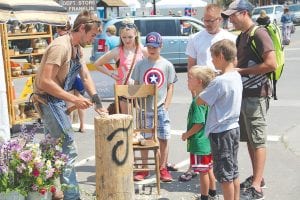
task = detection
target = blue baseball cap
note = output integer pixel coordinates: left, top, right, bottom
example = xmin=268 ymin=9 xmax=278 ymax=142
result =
xmin=145 ymin=32 xmax=162 ymax=48
xmin=222 ymin=0 xmax=254 ymax=17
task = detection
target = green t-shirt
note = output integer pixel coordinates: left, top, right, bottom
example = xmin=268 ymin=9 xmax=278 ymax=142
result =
xmin=186 ymin=98 xmax=211 ymax=155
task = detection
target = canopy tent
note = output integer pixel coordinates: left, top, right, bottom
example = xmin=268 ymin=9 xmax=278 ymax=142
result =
xmin=145 ymin=2 xmax=153 ymax=8
xmin=0 ymin=0 xmax=68 ymax=25
xmin=99 ymin=0 xmax=127 ymax=7
xmin=156 ymin=0 xmax=207 ymax=9
xmin=125 ymin=0 xmax=141 ymax=9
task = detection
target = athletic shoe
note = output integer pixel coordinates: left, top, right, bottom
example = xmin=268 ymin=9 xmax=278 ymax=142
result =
xmin=240 ymin=175 xmax=267 ymax=190
xmin=134 ymin=171 xmax=149 ymax=181
xmin=160 ymin=168 xmax=172 ymax=182
xmin=240 ymin=186 xmax=264 ymax=200
xmin=208 ymin=194 xmax=220 ymax=200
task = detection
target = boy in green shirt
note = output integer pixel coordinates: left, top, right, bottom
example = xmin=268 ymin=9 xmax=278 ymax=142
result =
xmin=181 ymin=66 xmax=218 ymax=200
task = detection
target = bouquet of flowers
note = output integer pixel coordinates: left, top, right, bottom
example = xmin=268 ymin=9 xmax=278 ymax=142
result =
xmin=0 ymin=128 xmax=68 ymax=197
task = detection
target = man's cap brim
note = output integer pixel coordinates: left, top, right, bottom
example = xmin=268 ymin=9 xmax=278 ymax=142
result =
xmin=221 ymin=9 xmax=238 ymax=17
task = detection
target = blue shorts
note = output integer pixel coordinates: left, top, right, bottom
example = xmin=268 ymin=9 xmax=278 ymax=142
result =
xmin=143 ymin=106 xmax=171 ymax=140
xmin=72 ymin=76 xmax=85 ymax=95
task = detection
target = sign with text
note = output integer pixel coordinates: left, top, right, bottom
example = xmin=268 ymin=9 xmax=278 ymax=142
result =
xmin=60 ymin=0 xmax=97 ymax=13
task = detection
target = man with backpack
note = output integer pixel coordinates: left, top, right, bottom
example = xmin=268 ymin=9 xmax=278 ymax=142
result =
xmin=222 ymin=0 xmax=277 ymax=199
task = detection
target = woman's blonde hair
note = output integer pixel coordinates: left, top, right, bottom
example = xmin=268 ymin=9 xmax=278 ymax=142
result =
xmin=189 ymin=66 xmax=216 ymax=88
xmin=119 ymin=18 xmax=140 ymax=47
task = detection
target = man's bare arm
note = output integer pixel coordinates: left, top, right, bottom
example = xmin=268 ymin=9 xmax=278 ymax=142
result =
xmin=237 ymin=51 xmax=277 ymax=75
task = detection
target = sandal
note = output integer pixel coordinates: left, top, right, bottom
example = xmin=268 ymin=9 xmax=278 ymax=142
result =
xmin=178 ymin=172 xmax=193 ymax=182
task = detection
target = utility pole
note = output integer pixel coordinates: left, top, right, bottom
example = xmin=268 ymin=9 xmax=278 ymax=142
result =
xmin=153 ymin=0 xmax=156 ymax=15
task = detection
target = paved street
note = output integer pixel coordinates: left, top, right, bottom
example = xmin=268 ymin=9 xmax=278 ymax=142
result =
xmin=68 ymin=27 xmax=300 ymax=200
xmin=13 ymin=28 xmax=300 ymax=199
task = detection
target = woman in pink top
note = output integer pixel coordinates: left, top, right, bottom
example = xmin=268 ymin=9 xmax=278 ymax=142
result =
xmin=95 ymin=18 xmax=147 ymax=112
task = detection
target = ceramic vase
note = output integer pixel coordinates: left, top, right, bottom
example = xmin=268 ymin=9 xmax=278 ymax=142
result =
xmin=0 ymin=191 xmax=25 ymax=200
xmin=26 ymin=192 xmax=52 ymax=200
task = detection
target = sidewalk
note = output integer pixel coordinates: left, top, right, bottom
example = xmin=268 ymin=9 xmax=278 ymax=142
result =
xmin=75 ymin=157 xmax=224 ymax=200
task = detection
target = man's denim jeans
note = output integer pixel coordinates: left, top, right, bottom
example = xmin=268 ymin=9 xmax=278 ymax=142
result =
xmin=40 ymin=102 xmax=80 ymax=200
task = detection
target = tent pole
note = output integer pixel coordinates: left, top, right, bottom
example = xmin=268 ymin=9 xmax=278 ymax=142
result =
xmin=153 ymin=0 xmax=156 ymax=15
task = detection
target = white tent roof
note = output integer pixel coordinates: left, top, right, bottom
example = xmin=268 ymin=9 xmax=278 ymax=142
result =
xmin=145 ymin=2 xmax=152 ymax=8
xmin=156 ymin=0 xmax=207 ymax=9
xmin=125 ymin=0 xmax=141 ymax=9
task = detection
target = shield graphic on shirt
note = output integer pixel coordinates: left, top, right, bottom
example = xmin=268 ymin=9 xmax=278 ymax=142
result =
xmin=143 ymin=67 xmax=164 ymax=88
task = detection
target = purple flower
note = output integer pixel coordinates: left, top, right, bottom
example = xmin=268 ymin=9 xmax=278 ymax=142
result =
xmin=45 ymin=168 xmax=55 ymax=179
xmin=6 ymin=139 xmax=23 ymax=152
xmin=16 ymin=163 xmax=26 ymax=173
xmin=31 ymin=184 xmax=38 ymax=191
xmin=35 ymin=161 xmax=44 ymax=169
xmin=19 ymin=150 xmax=33 ymax=162
xmin=0 ymin=165 xmax=8 ymax=174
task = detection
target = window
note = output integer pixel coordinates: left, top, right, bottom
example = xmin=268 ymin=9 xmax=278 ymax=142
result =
xmin=138 ymin=19 xmax=177 ymax=37
xmin=275 ymin=6 xmax=283 ymax=13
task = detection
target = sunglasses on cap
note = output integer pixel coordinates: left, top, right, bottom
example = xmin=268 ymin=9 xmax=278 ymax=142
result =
xmin=72 ymin=19 xmax=101 ymax=32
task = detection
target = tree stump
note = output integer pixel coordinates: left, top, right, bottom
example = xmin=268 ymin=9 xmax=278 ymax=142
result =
xmin=94 ymin=114 xmax=134 ymax=200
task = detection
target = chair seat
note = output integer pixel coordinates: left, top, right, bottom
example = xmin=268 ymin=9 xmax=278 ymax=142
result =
xmin=133 ymin=140 xmax=159 ymax=150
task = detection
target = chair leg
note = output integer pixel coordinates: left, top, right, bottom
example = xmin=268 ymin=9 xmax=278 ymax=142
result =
xmin=155 ymin=149 xmax=161 ymax=195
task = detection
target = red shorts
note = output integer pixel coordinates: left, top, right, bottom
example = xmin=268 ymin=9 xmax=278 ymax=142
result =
xmin=190 ymin=153 xmax=213 ymax=173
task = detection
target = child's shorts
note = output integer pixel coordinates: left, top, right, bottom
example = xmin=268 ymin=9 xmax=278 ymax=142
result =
xmin=190 ymin=153 xmax=213 ymax=173
xmin=142 ymin=106 xmax=171 ymax=140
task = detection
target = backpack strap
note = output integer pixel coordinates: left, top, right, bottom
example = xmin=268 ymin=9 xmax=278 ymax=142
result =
xmin=248 ymin=26 xmax=263 ymax=62
xmin=236 ymin=26 xmax=262 ymax=62
xmin=239 ymin=25 xmax=277 ymax=99
xmin=249 ymin=25 xmax=278 ymax=99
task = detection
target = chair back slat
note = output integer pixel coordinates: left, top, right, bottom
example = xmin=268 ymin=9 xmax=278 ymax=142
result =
xmin=114 ymin=84 xmax=158 ymax=141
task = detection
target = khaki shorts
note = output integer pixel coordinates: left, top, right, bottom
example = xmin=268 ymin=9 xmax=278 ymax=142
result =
xmin=239 ymin=97 xmax=269 ymax=148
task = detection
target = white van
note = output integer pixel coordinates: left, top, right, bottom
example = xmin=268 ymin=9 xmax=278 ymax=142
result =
xmin=252 ymin=5 xmax=284 ymax=25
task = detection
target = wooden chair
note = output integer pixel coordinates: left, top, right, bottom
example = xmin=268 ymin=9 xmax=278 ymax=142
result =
xmin=114 ymin=84 xmax=160 ymax=194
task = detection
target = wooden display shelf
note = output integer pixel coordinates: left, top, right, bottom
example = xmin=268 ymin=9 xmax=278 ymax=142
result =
xmin=11 ymin=74 xmax=36 ymax=80
xmin=13 ymin=98 xmax=28 ymax=105
xmin=10 ymin=52 xmax=44 ymax=58
xmin=8 ymin=31 xmax=49 ymax=37
xmin=13 ymin=116 xmax=40 ymax=124
xmin=1 ymin=23 xmax=52 ymax=127
xmin=8 ymin=33 xmax=51 ymax=40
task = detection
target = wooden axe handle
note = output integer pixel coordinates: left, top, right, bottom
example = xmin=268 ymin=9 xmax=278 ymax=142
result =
xmin=66 ymin=105 xmax=77 ymax=115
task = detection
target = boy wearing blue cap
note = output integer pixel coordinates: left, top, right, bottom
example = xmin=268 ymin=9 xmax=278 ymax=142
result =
xmin=131 ymin=32 xmax=177 ymax=182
